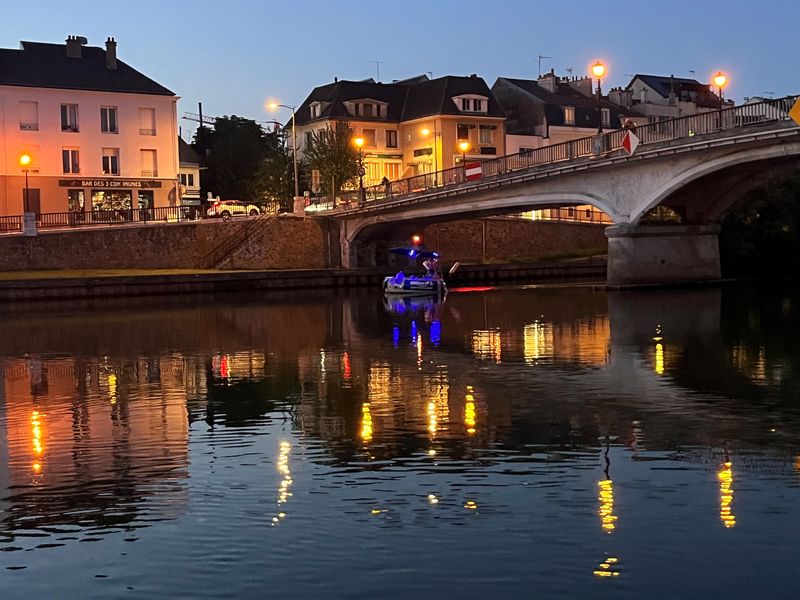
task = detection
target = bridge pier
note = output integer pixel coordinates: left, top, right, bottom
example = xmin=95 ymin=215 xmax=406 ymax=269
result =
xmin=606 ymin=223 xmax=721 ymax=286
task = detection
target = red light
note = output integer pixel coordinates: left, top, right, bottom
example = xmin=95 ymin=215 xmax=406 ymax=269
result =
xmin=411 ymin=234 xmax=422 ymax=245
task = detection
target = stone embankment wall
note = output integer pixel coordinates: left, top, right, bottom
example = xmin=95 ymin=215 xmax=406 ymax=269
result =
xmin=0 ymin=215 xmax=606 ymax=272
xmin=423 ymin=218 xmax=607 ymax=263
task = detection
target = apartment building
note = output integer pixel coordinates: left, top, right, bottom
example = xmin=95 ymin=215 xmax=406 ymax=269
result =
xmin=0 ymin=36 xmax=179 ymax=217
xmin=619 ymin=74 xmax=731 ymax=122
xmin=291 ymin=74 xmax=506 ymax=186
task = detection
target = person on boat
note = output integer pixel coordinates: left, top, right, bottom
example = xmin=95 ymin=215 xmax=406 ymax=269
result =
xmin=422 ymin=259 xmax=441 ymax=280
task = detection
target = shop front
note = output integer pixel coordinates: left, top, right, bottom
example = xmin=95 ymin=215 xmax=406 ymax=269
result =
xmin=59 ymin=178 xmax=163 ymax=222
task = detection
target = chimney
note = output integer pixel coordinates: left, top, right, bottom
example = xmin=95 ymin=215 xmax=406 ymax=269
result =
xmin=568 ymin=76 xmax=593 ymax=98
xmin=537 ymin=70 xmax=558 ymax=93
xmin=105 ymin=37 xmax=117 ymax=70
xmin=65 ymin=35 xmax=87 ymax=59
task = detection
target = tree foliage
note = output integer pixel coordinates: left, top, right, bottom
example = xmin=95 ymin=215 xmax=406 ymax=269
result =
xmin=304 ymin=121 xmax=359 ymax=197
xmin=193 ymin=116 xmax=297 ymax=206
xmin=719 ymin=170 xmax=800 ymax=277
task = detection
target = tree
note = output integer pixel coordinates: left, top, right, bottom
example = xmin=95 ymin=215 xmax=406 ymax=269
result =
xmin=195 ymin=116 xmax=270 ymax=201
xmin=304 ymin=121 xmax=359 ymax=198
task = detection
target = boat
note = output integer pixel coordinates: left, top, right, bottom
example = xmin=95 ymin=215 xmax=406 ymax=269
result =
xmin=383 ymin=248 xmax=447 ymax=296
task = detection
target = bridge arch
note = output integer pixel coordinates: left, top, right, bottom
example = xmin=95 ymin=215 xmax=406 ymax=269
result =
xmin=628 ymin=143 xmax=800 ymax=224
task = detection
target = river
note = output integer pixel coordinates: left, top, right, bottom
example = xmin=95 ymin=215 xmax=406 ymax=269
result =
xmin=0 ymin=283 xmax=798 ymax=599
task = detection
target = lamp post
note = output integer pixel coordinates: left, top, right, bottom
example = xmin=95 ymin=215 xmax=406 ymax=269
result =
xmin=353 ymin=135 xmax=366 ymax=205
xmin=458 ymin=140 xmax=471 ymax=164
xmin=592 ymin=61 xmax=607 ymax=134
xmin=19 ymin=153 xmax=31 ymax=211
xmin=268 ymin=102 xmax=299 ymax=199
xmin=421 ymin=125 xmax=440 ymax=186
xmin=712 ymin=71 xmax=728 ymax=110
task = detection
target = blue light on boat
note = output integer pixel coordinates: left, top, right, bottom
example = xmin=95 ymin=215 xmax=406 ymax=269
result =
xmin=392 ymin=326 xmax=400 ymax=348
xmin=411 ymin=320 xmax=418 ymax=342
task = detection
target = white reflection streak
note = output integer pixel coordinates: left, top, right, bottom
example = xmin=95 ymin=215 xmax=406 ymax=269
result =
xmin=272 ymin=441 xmax=293 ymax=525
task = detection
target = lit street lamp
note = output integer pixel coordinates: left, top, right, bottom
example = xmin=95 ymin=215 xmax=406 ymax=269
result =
xmin=353 ymin=135 xmax=366 ymax=205
xmin=713 ymin=71 xmax=729 ymax=110
xmin=421 ymin=125 xmax=440 ymax=186
xmin=268 ymin=101 xmax=299 ymax=199
xmin=592 ymin=61 xmax=607 ymax=134
xmin=458 ymin=140 xmax=471 ymax=165
xmin=19 ymin=153 xmax=32 ymax=211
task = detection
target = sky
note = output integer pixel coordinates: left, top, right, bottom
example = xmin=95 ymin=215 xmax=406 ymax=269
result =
xmin=1 ymin=0 xmax=797 ymax=138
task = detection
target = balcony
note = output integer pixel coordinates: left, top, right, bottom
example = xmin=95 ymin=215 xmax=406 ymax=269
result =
xmin=141 ymin=170 xmax=158 ymax=177
xmin=19 ymin=122 xmax=39 ymax=131
xmin=139 ymin=128 xmax=156 ymax=136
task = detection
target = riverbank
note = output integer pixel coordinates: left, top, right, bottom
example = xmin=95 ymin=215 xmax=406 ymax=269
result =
xmin=0 ymin=258 xmax=605 ymax=301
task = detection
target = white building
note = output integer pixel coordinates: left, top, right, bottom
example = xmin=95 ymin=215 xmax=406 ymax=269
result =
xmin=0 ymin=36 xmax=179 ymax=217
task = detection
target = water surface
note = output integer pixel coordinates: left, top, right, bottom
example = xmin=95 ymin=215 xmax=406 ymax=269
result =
xmin=0 ymin=284 xmax=798 ymax=599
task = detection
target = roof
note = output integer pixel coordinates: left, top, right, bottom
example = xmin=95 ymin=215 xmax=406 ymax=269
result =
xmin=0 ymin=40 xmax=175 ymax=96
xmin=291 ymin=74 xmax=505 ymax=127
xmin=179 ymin=137 xmax=202 ymax=165
xmin=627 ymin=74 xmax=706 ymax=98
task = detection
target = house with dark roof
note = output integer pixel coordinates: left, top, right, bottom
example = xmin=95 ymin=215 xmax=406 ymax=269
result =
xmin=178 ymin=137 xmax=203 ymax=207
xmin=492 ymin=71 xmax=644 ymax=154
xmin=0 ymin=36 xmax=179 ymax=217
xmin=292 ymin=74 xmax=506 ymax=185
xmin=622 ymin=74 xmax=731 ymax=122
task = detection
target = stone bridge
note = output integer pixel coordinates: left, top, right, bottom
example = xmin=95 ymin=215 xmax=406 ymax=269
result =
xmin=314 ymin=97 xmax=800 ymax=285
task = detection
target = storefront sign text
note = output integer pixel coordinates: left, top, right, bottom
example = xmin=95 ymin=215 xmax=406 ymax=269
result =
xmin=59 ymin=179 xmax=163 ymax=189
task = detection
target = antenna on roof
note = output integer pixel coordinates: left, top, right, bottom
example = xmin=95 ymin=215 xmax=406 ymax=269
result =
xmin=763 ymin=91 xmax=775 ymax=98
xmin=566 ymin=67 xmax=573 ymax=78
xmin=537 ymin=54 xmax=551 ymax=77
xmin=688 ymin=70 xmax=696 ymax=78
xmin=370 ymin=60 xmax=385 ymax=82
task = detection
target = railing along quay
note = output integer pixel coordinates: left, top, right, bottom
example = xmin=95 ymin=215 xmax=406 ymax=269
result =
xmin=309 ymin=95 xmax=799 ymax=212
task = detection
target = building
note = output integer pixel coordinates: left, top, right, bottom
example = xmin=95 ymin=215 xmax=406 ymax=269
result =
xmin=619 ymin=74 xmax=730 ymax=122
xmin=178 ymin=137 xmax=203 ymax=210
xmin=492 ymin=71 xmax=644 ymax=154
xmin=0 ymin=36 xmax=179 ymax=217
xmin=291 ymin=74 xmax=506 ymax=187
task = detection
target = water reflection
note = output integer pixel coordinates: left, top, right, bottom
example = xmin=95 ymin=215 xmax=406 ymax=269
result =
xmin=0 ymin=286 xmax=798 ymax=597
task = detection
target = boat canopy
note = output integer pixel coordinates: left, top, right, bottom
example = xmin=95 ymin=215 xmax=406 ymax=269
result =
xmin=389 ymin=247 xmax=439 ymax=259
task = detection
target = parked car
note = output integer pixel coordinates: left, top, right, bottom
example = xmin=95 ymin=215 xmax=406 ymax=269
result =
xmin=206 ymin=200 xmax=261 ymax=220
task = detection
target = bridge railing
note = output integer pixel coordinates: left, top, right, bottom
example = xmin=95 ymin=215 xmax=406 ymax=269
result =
xmin=327 ymin=95 xmax=798 ymax=211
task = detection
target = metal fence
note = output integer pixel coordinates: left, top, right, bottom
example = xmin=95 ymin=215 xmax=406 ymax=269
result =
xmin=326 ymin=95 xmax=799 ymax=211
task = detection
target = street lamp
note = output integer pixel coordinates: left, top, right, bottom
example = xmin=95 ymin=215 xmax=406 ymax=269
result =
xmin=19 ymin=153 xmax=32 ymax=211
xmin=421 ymin=125 xmax=440 ymax=186
xmin=458 ymin=140 xmax=471 ymax=164
xmin=712 ymin=71 xmax=729 ymax=110
xmin=353 ymin=135 xmax=366 ymax=205
xmin=268 ymin=101 xmax=299 ymax=199
xmin=592 ymin=61 xmax=607 ymax=134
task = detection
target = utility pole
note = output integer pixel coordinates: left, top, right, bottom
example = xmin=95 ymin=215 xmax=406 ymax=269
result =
xmin=537 ymin=55 xmax=551 ymax=77
xmin=370 ymin=60 xmax=384 ymax=82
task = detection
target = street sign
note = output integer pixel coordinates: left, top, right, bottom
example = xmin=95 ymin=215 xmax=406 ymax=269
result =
xmin=358 ymin=166 xmax=366 ymax=177
xmin=311 ymin=169 xmax=321 ymax=194
xmin=464 ymin=161 xmax=482 ymax=181
xmin=621 ymin=130 xmax=640 ymax=156
xmin=789 ymin=98 xmax=800 ymax=126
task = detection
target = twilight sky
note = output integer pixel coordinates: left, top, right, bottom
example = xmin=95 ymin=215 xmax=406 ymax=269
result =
xmin=1 ymin=0 xmax=796 ymax=137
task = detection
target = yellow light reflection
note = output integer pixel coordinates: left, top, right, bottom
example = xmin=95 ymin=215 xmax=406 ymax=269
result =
xmin=427 ymin=494 xmax=439 ymax=504
xmin=361 ymin=402 xmax=373 ymax=443
xmin=416 ymin=334 xmax=423 ymax=367
xmin=655 ymin=342 xmax=664 ymax=375
xmin=598 ymin=479 xmax=617 ymax=533
xmin=718 ymin=461 xmax=736 ymax=528
xmin=31 ymin=410 xmax=44 ymax=474
xmin=593 ymin=556 xmax=621 ymax=578
xmin=471 ymin=330 xmax=502 ymax=363
xmin=427 ymin=401 xmax=438 ymax=436
xmin=465 ymin=385 xmax=477 ymax=435
xmin=108 ymin=373 xmax=117 ymax=404
xmin=523 ymin=321 xmax=553 ymax=364
xmin=272 ymin=441 xmax=293 ymax=525
xmin=464 ymin=500 xmax=477 ymax=510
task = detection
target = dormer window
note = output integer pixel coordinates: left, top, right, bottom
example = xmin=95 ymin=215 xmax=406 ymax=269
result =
xmin=310 ymin=102 xmax=321 ymax=119
xmin=453 ymin=94 xmax=488 ymax=114
xmin=345 ymin=99 xmax=388 ymax=119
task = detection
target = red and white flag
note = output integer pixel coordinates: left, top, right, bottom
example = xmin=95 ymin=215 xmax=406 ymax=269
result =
xmin=464 ymin=161 xmax=483 ymax=181
xmin=621 ymin=130 xmax=640 ymax=156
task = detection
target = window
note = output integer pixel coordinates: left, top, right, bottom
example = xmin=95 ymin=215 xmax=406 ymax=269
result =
xmin=310 ymin=103 xmax=320 ymax=119
xmin=564 ymin=107 xmax=575 ymax=125
xmin=19 ymin=101 xmax=38 ymax=130
xmin=457 ymin=123 xmax=470 ymax=140
xmin=101 ymin=106 xmax=118 ymax=133
xmin=305 ymin=131 xmax=313 ymax=147
xmin=180 ymin=173 xmax=195 ymax=186
xmin=139 ymin=108 xmax=156 ymax=135
xmin=385 ymin=130 xmax=398 ymax=148
xmin=102 ymin=148 xmax=120 ymax=175
xmin=601 ymin=108 xmax=611 ymax=128
xmin=362 ymin=128 xmax=376 ymax=147
xmin=479 ymin=125 xmax=493 ymax=144
xmin=385 ymin=163 xmax=400 ymax=180
xmin=461 ymin=98 xmax=472 ymax=111
xmin=140 ymin=149 xmax=157 ymax=177
xmin=473 ymin=99 xmax=483 ymax=112
xmin=365 ymin=162 xmax=381 ymax=182
xmin=61 ymin=104 xmax=79 ymax=132
xmin=62 ymin=148 xmax=80 ymax=174
xmin=363 ymin=103 xmax=374 ymax=118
